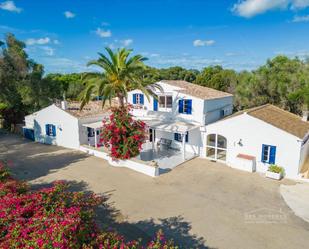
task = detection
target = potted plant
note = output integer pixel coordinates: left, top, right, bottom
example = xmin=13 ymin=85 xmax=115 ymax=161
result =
xmin=266 ymin=164 xmax=284 ymax=180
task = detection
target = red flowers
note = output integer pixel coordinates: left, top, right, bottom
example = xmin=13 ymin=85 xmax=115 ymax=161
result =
xmin=0 ymin=162 xmax=176 ymax=249
xmin=100 ymin=105 xmax=147 ymax=160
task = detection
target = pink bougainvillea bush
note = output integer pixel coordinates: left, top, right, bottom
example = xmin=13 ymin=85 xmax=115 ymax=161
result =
xmin=0 ymin=161 xmax=177 ymax=249
xmin=100 ymin=105 xmax=147 ymax=160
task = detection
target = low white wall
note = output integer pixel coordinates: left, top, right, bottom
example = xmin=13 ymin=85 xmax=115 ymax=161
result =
xmin=79 ymin=146 xmax=159 ymax=177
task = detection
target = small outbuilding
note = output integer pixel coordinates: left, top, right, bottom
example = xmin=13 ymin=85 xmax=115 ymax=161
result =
xmin=23 ymin=101 xmax=113 ymax=149
xmin=205 ymin=104 xmax=309 ymax=179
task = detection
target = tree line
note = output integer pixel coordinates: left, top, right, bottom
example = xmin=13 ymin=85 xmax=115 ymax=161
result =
xmin=1 ymin=33 xmax=308 ymax=129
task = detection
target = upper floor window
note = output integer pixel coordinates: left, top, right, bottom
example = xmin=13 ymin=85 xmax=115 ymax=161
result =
xmin=45 ymin=124 xmax=56 ymax=137
xmin=159 ymin=95 xmax=173 ymax=108
xmin=179 ymin=99 xmax=192 ymax=114
xmin=133 ymin=93 xmax=144 ymax=105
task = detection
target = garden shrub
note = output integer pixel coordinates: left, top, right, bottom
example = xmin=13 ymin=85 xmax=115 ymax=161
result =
xmin=0 ymin=161 xmax=177 ymax=248
xmin=100 ymin=105 xmax=147 ymax=160
xmin=268 ymin=164 xmax=284 ymax=174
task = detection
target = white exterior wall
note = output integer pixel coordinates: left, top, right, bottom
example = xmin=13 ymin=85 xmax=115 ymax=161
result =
xmin=78 ymin=116 xmax=107 ymax=145
xmin=26 ymin=105 xmax=80 ymax=149
xmin=205 ymin=114 xmax=302 ymax=179
xmin=204 ymin=96 xmax=233 ymax=124
xmin=299 ymin=135 xmax=309 ymax=172
xmin=128 ymin=82 xmax=205 ymax=124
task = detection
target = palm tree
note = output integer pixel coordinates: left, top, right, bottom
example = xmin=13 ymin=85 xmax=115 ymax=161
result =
xmin=80 ymin=47 xmax=162 ymax=109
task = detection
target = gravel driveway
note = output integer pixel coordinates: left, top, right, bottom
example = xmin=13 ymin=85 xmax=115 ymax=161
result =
xmin=1 ymin=133 xmax=309 ymax=249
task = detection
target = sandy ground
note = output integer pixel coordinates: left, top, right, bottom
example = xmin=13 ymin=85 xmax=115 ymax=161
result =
xmin=1 ymin=133 xmax=309 ymax=249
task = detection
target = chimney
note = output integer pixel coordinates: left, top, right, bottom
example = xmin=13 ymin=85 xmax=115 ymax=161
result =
xmin=302 ymin=110 xmax=308 ymax=122
xmin=61 ymin=100 xmax=68 ymax=110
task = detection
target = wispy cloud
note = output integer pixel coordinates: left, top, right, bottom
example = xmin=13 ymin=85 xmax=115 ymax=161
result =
xmin=95 ymin=28 xmax=112 ymax=38
xmin=64 ymin=11 xmax=75 ymax=18
xmin=232 ymin=0 xmax=309 ymax=18
xmin=292 ymin=14 xmax=309 ymax=22
xmin=26 ymin=37 xmax=51 ymax=46
xmin=41 ymin=46 xmax=54 ymax=56
xmin=120 ymin=39 xmax=133 ymax=47
xmin=0 ymin=1 xmax=22 ymax=13
xmin=193 ymin=39 xmax=215 ymax=47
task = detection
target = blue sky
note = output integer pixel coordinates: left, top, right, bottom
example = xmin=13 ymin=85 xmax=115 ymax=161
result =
xmin=1 ymin=0 xmax=309 ymax=73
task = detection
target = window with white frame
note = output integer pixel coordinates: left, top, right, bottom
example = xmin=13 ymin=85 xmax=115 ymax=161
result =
xmin=159 ymin=95 xmax=173 ymax=109
xmin=206 ymin=134 xmax=227 ymax=161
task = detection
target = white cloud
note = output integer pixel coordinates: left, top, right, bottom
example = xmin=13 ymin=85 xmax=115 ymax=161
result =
xmin=26 ymin=37 xmax=51 ymax=46
xmin=232 ymin=0 xmax=309 ymax=18
xmin=232 ymin=0 xmax=289 ymax=18
xmin=292 ymin=14 xmax=309 ymax=22
xmin=193 ymin=39 xmax=215 ymax=47
xmin=64 ymin=11 xmax=75 ymax=18
xmin=95 ymin=28 xmax=112 ymax=38
xmin=101 ymin=22 xmax=110 ymax=26
xmin=53 ymin=39 xmax=60 ymax=45
xmin=120 ymin=39 xmax=133 ymax=47
xmin=291 ymin=0 xmax=309 ymax=9
xmin=0 ymin=1 xmax=22 ymax=13
xmin=41 ymin=46 xmax=54 ymax=56
xmin=225 ymin=52 xmax=237 ymax=57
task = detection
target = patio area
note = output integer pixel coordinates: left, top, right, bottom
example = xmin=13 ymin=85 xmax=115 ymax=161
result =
xmin=137 ymin=143 xmax=197 ymax=172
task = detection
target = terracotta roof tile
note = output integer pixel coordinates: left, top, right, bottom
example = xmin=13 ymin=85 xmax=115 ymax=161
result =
xmin=56 ymin=100 xmax=117 ymax=119
xmin=161 ymin=80 xmax=233 ymax=100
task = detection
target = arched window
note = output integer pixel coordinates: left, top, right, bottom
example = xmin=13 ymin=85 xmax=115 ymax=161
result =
xmin=206 ymin=134 xmax=227 ymax=161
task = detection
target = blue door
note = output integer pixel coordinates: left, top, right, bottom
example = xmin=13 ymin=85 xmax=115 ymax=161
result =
xmin=23 ymin=128 xmax=35 ymax=141
xmin=153 ymin=98 xmax=158 ymax=111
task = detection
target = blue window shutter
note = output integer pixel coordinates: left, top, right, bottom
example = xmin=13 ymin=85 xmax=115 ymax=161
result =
xmin=140 ymin=94 xmax=144 ymax=105
xmin=153 ymin=98 xmax=158 ymax=111
xmin=174 ymin=133 xmax=178 ymax=141
xmin=179 ymin=100 xmax=184 ymax=113
xmin=52 ymin=125 xmax=56 ymax=137
xmin=187 ymin=100 xmax=192 ymax=114
xmin=133 ymin=94 xmax=137 ymax=104
xmin=45 ymin=124 xmax=49 ymax=136
xmin=261 ymin=144 xmax=266 ymax=162
xmin=185 ymin=132 xmax=189 ymax=142
xmin=269 ymin=146 xmax=276 ymax=164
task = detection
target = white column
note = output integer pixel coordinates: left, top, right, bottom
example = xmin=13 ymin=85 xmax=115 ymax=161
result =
xmin=94 ymin=129 xmax=98 ymax=148
xmin=182 ymin=132 xmax=186 ymax=160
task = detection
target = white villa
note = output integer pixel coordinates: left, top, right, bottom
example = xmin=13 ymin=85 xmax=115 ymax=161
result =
xmin=23 ymin=80 xmax=309 ymax=179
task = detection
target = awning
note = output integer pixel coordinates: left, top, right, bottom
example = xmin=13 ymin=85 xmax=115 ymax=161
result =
xmin=138 ymin=118 xmax=201 ymax=134
xmin=82 ymin=121 xmax=103 ymax=129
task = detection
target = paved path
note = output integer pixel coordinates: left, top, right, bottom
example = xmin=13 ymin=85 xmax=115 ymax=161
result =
xmin=1 ymin=134 xmax=309 ymax=249
xmin=280 ymin=183 xmax=309 ymax=223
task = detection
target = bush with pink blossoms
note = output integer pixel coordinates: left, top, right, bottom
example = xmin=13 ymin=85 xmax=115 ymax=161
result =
xmin=0 ymin=161 xmax=177 ymax=249
xmin=100 ymin=105 xmax=147 ymax=160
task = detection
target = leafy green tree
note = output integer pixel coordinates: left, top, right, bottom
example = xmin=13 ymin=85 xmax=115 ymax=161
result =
xmin=195 ymin=65 xmax=237 ymax=92
xmin=44 ymin=73 xmax=84 ymax=100
xmin=80 ymin=47 xmax=161 ymax=108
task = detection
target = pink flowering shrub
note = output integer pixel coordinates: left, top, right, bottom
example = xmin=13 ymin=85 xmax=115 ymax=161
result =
xmin=0 ymin=161 xmax=177 ymax=249
xmin=100 ymin=105 xmax=147 ymax=160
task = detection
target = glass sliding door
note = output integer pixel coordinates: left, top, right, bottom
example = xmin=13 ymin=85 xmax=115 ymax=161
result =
xmin=206 ymin=134 xmax=227 ymax=161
